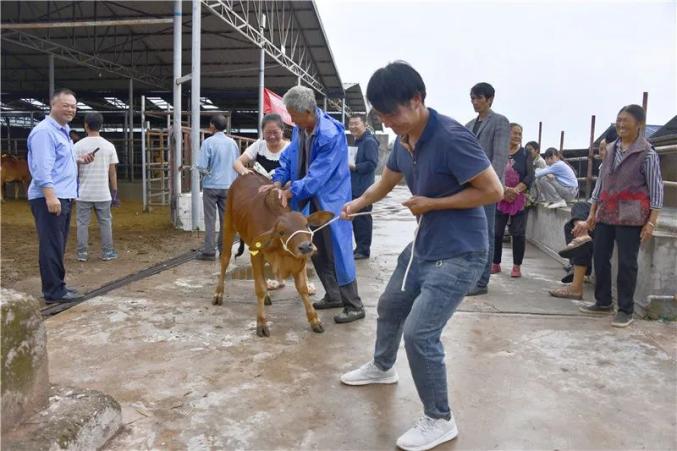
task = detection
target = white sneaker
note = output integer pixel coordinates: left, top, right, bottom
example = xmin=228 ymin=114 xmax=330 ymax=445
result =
xmin=340 ymin=360 xmax=398 ymax=386
xmin=547 ymin=199 xmax=567 ymax=209
xmin=396 ymin=415 xmax=459 ymax=451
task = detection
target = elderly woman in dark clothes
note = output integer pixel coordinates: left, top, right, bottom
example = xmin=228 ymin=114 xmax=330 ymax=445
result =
xmin=575 ymin=105 xmax=663 ymax=327
xmin=492 ymin=123 xmax=534 ymax=278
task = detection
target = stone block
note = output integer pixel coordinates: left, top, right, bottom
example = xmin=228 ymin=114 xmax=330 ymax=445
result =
xmin=1 ymin=288 xmax=49 ymax=433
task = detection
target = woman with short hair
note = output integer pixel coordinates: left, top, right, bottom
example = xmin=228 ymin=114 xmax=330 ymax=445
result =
xmin=234 ymin=113 xmax=289 ymax=177
xmin=575 ymin=104 xmax=663 ymax=327
xmin=493 ymin=123 xmax=534 ymax=278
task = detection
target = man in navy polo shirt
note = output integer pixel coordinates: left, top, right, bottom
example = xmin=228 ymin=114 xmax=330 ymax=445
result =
xmin=340 ymin=62 xmax=503 ymax=451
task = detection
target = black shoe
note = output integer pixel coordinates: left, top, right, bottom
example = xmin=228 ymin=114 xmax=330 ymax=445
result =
xmin=196 ymin=252 xmax=216 ymax=261
xmin=612 ymin=311 xmax=634 ymax=327
xmin=45 ymin=291 xmax=84 ymax=304
xmin=334 ymin=308 xmax=365 ymax=323
xmin=466 ymin=286 xmax=488 ymax=296
xmin=558 ymin=237 xmax=593 ymax=260
xmin=313 ymin=297 xmax=343 ymax=310
xmin=561 ymin=271 xmax=574 ymax=284
xmin=353 ymin=253 xmax=369 ymax=260
xmin=579 ymin=303 xmax=613 ymax=315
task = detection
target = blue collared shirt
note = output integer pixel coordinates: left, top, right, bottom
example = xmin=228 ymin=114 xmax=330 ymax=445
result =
xmin=27 ymin=116 xmax=78 ymax=200
xmin=386 ymin=108 xmax=491 ymax=260
xmin=196 ymin=131 xmax=240 ymax=189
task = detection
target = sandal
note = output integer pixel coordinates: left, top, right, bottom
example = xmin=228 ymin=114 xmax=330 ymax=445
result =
xmin=548 ymin=286 xmax=583 ymax=300
xmin=266 ymin=279 xmax=286 ymax=290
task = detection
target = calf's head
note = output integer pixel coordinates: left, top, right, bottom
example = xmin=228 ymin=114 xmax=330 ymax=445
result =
xmin=253 ymin=211 xmax=334 ymax=259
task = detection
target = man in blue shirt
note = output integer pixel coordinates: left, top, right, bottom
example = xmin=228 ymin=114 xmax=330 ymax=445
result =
xmin=196 ymin=114 xmax=240 ymax=260
xmin=27 ymin=88 xmax=94 ymax=302
xmin=339 ymin=62 xmax=503 ymax=451
xmin=348 ymin=113 xmax=380 ymax=260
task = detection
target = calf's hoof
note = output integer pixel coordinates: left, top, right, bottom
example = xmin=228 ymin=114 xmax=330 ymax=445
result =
xmin=311 ymin=322 xmax=325 ymax=334
xmin=212 ymin=294 xmax=223 ymax=305
xmin=256 ymin=324 xmax=270 ymax=337
xmin=264 ymin=294 xmax=272 ymax=306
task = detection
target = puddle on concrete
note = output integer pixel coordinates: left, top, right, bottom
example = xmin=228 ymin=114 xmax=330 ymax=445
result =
xmin=228 ymin=264 xmax=316 ymax=281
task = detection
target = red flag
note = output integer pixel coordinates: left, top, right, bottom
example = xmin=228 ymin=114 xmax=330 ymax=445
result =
xmin=263 ymin=88 xmax=294 ymax=126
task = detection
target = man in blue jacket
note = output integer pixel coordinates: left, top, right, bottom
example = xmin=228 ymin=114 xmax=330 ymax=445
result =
xmin=348 ymin=114 xmax=379 ymax=260
xmin=271 ymin=86 xmax=364 ymax=324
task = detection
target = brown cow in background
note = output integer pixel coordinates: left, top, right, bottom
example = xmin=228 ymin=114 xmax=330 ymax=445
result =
xmin=212 ymin=172 xmax=333 ymax=337
xmin=1 ymin=154 xmax=30 ymax=201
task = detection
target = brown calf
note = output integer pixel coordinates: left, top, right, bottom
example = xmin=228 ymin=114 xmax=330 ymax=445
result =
xmin=213 ymin=173 xmax=333 ymax=337
xmin=0 ymin=155 xmax=30 ymax=201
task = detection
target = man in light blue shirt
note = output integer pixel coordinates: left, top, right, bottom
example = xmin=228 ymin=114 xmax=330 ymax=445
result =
xmin=195 ymin=114 xmax=239 ymax=260
xmin=27 ymin=88 xmax=94 ymax=302
xmin=535 ymin=147 xmax=579 ymax=208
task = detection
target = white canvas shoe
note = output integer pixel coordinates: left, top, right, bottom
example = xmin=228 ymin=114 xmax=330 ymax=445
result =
xmin=396 ymin=415 xmax=459 ymax=451
xmin=340 ymin=360 xmax=398 ymax=386
xmin=547 ymin=199 xmax=567 ymax=209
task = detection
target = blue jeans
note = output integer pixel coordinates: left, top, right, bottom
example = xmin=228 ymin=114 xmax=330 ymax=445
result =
xmin=373 ymin=243 xmax=486 ymax=420
xmin=476 ymin=203 xmax=495 ymax=288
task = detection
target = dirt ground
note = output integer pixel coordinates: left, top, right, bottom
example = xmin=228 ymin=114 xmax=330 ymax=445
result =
xmin=0 ymin=199 xmax=202 ymax=302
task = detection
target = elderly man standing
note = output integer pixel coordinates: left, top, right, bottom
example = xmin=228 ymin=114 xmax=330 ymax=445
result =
xmin=271 ymin=86 xmax=364 ymax=324
xmin=465 ymin=82 xmax=510 ymax=296
xmin=27 ymin=88 xmax=94 ymax=303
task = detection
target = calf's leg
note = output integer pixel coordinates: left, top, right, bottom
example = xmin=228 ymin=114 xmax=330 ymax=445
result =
xmin=213 ymin=212 xmax=235 ymax=305
xmin=293 ymin=268 xmax=324 ymax=333
xmin=252 ymin=253 xmax=270 ymax=337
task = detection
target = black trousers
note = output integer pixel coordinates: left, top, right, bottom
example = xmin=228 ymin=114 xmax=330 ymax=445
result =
xmin=352 ymin=202 xmax=373 ymax=256
xmin=564 ymin=201 xmax=593 ymax=271
xmin=30 ymin=198 xmax=73 ymax=299
xmin=311 ymin=201 xmax=363 ymax=311
xmin=494 ymin=210 xmax=527 ymax=265
xmin=593 ymin=222 xmax=641 ymax=314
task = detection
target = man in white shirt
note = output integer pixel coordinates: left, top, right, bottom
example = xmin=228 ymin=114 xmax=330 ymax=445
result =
xmin=74 ymin=112 xmax=119 ymax=261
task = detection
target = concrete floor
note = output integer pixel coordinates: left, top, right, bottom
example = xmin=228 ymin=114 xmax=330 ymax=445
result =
xmin=45 ymin=188 xmax=677 ymax=450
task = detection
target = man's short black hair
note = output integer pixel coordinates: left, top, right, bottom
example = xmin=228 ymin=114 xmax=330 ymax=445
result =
xmin=366 ymin=61 xmax=426 ymax=114
xmin=349 ymin=113 xmax=366 ymax=124
xmin=470 ymin=82 xmax=495 ymax=100
xmin=51 ymin=88 xmax=76 ymax=101
xmin=84 ymin=112 xmax=103 ymax=132
xmin=210 ymin=114 xmax=227 ymax=131
xmin=544 ymin=147 xmax=560 ymax=159
xmin=525 ymin=141 xmax=540 ymax=151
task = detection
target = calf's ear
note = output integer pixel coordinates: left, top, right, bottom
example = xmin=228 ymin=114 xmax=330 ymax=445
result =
xmin=306 ymin=211 xmax=334 ymax=227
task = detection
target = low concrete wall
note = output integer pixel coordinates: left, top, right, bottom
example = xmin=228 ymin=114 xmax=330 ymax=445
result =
xmin=1 ymin=289 xmax=49 ymax=433
xmin=526 ymin=205 xmax=677 ymax=317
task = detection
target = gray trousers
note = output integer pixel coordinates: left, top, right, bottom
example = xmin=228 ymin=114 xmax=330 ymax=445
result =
xmin=537 ymin=176 xmax=578 ymax=203
xmin=76 ymin=200 xmax=114 ymax=255
xmin=203 ymin=188 xmax=228 ymax=255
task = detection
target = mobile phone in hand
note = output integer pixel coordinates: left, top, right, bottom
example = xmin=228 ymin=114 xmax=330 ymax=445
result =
xmin=91 ymin=147 xmax=100 ymax=156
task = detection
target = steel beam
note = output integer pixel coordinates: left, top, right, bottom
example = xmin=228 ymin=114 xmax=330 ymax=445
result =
xmin=2 ymin=17 xmax=174 ymax=30
xmin=1 ymin=30 xmax=165 ymax=88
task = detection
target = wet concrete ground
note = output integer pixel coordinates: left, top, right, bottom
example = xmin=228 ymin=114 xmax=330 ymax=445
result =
xmin=45 ymin=187 xmax=677 ymax=450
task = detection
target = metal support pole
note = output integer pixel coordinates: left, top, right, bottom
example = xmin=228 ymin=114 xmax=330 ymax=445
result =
xmin=585 ymin=115 xmax=596 ymax=197
xmin=48 ymin=54 xmax=54 ymax=99
xmin=641 ymin=91 xmax=648 ymax=137
xmin=141 ymin=95 xmax=147 ymax=211
xmin=297 ymin=76 xmax=301 ymax=86
xmin=537 ymin=121 xmax=542 ymax=150
xmin=559 ymin=131 xmax=564 ymax=152
xmin=257 ymin=14 xmax=266 ymax=138
xmin=341 ymin=100 xmax=346 ymax=126
xmin=190 ymin=0 xmax=201 ymax=230
xmin=128 ymin=78 xmax=134 ymax=181
xmin=323 ymin=96 xmax=327 ymax=112
xmin=173 ymin=0 xmax=183 ymax=217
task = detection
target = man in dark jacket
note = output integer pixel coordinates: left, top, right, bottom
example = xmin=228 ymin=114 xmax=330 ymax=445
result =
xmin=348 ymin=114 xmax=379 ymax=259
